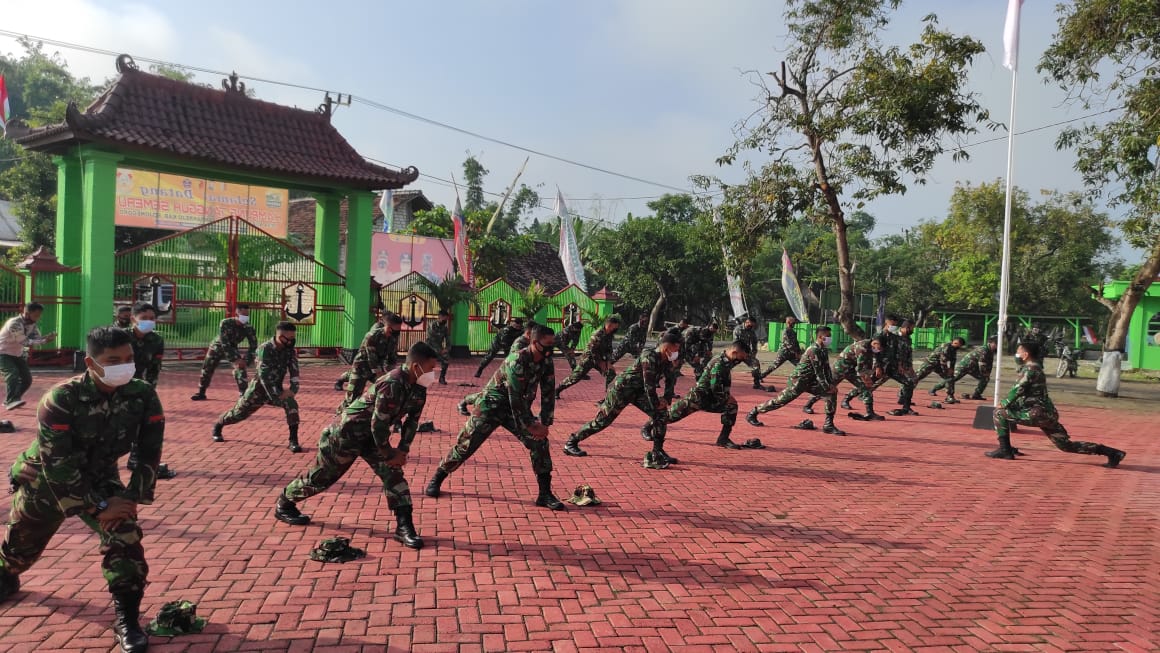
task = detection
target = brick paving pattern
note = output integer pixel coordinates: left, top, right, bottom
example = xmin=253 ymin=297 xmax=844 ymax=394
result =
xmin=0 ymin=360 xmax=1155 ymax=652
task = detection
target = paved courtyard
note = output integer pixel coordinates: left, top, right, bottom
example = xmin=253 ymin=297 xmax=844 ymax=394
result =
xmin=0 ymin=358 xmax=1155 ymax=652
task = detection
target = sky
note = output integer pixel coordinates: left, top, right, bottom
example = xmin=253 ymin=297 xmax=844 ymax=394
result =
xmin=0 ymin=0 xmax=1144 ymax=262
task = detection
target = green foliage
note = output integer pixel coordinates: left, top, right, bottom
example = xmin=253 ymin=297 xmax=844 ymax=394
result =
xmin=408 ymin=272 xmax=479 ymax=313
xmin=462 ymin=155 xmax=489 ymax=213
xmin=517 ymin=280 xmax=555 ymax=320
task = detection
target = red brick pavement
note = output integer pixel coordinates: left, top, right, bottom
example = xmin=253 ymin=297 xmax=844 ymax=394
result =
xmin=0 ymin=360 xmax=1155 ymax=652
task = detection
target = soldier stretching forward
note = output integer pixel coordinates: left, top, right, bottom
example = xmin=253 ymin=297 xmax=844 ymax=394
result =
xmin=124 ymin=303 xmax=177 ymax=480
xmin=564 ymin=332 xmax=682 ymax=468
xmin=426 ymin=309 xmax=452 ymax=385
xmin=747 ymin=327 xmax=845 ymax=435
xmin=613 ymin=314 xmax=649 ymax=363
xmin=555 ymin=316 xmax=620 ymax=399
xmin=274 ymin=343 xmax=441 ymax=549
xmin=986 ymin=341 xmax=1125 ymax=467
xmin=915 ymin=337 xmax=965 ymax=402
xmin=734 ymin=316 xmax=770 ymax=391
xmin=426 ymin=324 xmax=564 ymax=510
xmin=644 ymin=340 xmax=750 ymax=452
xmin=932 ymin=336 xmax=997 ymax=400
xmin=756 ymin=316 xmax=801 ymax=389
xmin=0 ymin=327 xmax=163 ymax=653
xmin=191 ymin=304 xmax=256 ymax=401
xmin=803 ymin=335 xmax=885 ymax=421
xmin=211 ymin=321 xmax=302 ymax=452
xmin=474 ymin=316 xmax=524 ymax=377
xmin=337 ymin=312 xmax=403 ymax=409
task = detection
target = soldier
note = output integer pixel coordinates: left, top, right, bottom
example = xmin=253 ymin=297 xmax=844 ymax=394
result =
xmin=274 ymin=343 xmax=441 ymax=549
xmin=425 ymin=309 xmax=452 ymax=385
xmin=932 ymin=336 xmax=998 ymax=400
xmin=886 ymin=319 xmax=919 ymax=416
xmin=559 ymin=320 xmax=586 ymax=370
xmin=757 ymin=316 xmax=802 ymax=389
xmin=512 ymin=320 xmax=538 ymax=352
xmin=190 ymin=304 xmax=257 ymax=401
xmin=845 ymin=315 xmax=900 ymax=410
xmin=747 ymin=327 xmax=846 ymax=435
xmin=125 ymin=303 xmax=176 ymax=480
xmin=211 ymin=321 xmax=302 ymax=453
xmin=644 ymin=340 xmax=750 ymax=453
xmin=613 ymin=314 xmax=649 ymax=363
xmin=564 ymin=332 xmax=681 ymax=466
xmin=661 ymin=318 xmax=690 ymax=395
xmin=555 ymin=316 xmax=620 ymax=399
xmin=915 ymin=337 xmax=966 ymax=402
xmin=474 ymin=316 xmax=524 ymax=377
xmin=0 ymin=302 xmax=56 ymax=411
xmin=113 ymin=304 xmax=133 ymax=329
xmin=665 ymin=318 xmax=691 ymax=340
xmin=338 ymin=313 xmax=404 ymax=410
xmin=733 ymin=316 xmax=769 ymax=391
xmin=0 ymin=327 xmax=163 ymax=653
xmin=802 ymin=335 xmax=885 ymax=421
xmin=425 ymin=324 xmax=563 ymax=510
xmin=986 ymin=341 xmax=1125 ymax=467
xmin=682 ymin=321 xmax=718 ymax=378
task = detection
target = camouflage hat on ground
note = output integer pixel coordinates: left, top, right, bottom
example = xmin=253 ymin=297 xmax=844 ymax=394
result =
xmin=792 ymin=419 xmax=816 ymax=431
xmin=0 ymin=420 xmax=14 ymax=433
xmin=146 ymin=600 xmax=207 ymax=637
xmin=929 ymin=401 xmax=944 ymax=409
xmin=309 ymin=537 xmax=366 ymax=563
xmin=642 ymin=452 xmax=670 ymax=470
xmin=567 ymin=484 xmax=602 ymax=505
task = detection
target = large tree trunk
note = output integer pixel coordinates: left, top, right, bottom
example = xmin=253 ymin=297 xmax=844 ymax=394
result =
xmin=648 ymin=284 xmax=668 ymax=333
xmin=1096 ymin=239 xmax=1160 ymax=397
xmin=819 ymin=185 xmax=865 ymax=339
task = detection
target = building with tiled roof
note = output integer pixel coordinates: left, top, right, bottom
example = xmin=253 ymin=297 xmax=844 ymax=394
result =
xmin=286 ymin=190 xmax=434 ymax=253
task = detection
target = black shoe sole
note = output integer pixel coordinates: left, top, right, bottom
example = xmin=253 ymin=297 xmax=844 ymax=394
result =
xmin=535 ymin=499 xmax=565 ymax=510
xmin=212 ymin=436 xmax=224 ymax=442
xmin=274 ymin=512 xmax=310 ymax=526
xmin=562 ymin=448 xmax=587 ymax=457
xmin=393 ymin=535 xmax=424 ymax=549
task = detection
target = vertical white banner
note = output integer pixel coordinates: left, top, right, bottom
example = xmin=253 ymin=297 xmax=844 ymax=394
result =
xmin=556 ymin=190 xmax=588 ymax=291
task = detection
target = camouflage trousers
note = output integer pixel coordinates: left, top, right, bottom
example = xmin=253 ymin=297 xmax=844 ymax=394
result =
xmin=218 ymin=383 xmax=300 ymax=429
xmin=932 ymin=362 xmax=988 ymax=397
xmin=339 ymin=368 xmax=377 ymax=411
xmin=913 ymin=361 xmax=952 ymax=387
xmin=574 ymin=385 xmax=665 ymax=444
xmin=833 ymin=370 xmax=874 ymax=412
xmin=855 ymin=369 xmax=915 ymax=408
xmin=438 ymin=408 xmax=553 ymax=477
xmin=283 ymin=422 xmax=411 ymax=509
xmin=758 ymin=350 xmax=800 ymax=382
xmin=197 ymin=345 xmax=248 ymax=394
xmin=738 ymin=352 xmax=762 ymax=377
xmin=645 ymin=388 xmax=737 ymax=446
xmin=756 ymin=380 xmax=837 ymax=417
xmin=475 ymin=342 xmax=512 ymax=374
xmin=994 ymin=404 xmax=1109 ymax=456
xmin=556 ymin=357 xmax=614 ymax=394
xmin=0 ymin=482 xmax=147 ymax=594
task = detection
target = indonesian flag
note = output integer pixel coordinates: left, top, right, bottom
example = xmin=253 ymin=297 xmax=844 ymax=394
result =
xmin=1082 ymin=325 xmax=1099 ymax=345
xmin=451 ymin=196 xmax=474 ymax=285
xmin=1003 ymin=0 xmax=1024 ymax=71
xmin=0 ymin=75 xmax=10 ymax=135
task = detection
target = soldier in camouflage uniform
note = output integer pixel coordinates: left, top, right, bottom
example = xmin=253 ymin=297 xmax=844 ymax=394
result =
xmin=426 ymin=309 xmax=452 ymax=385
xmin=986 ymin=341 xmax=1125 ymax=467
xmin=0 ymin=327 xmax=163 ymax=653
xmin=802 ymin=336 xmax=885 ymax=421
xmin=112 ymin=304 xmax=133 ymax=330
xmin=915 ymin=337 xmax=966 ymax=402
xmin=559 ymin=320 xmax=586 ymax=370
xmin=564 ymin=332 xmax=682 ymax=467
xmin=660 ymin=318 xmax=691 ymax=396
xmin=885 ymin=319 xmax=919 ymax=415
xmin=190 ymin=304 xmax=257 ymax=401
xmin=212 ymin=321 xmax=302 ymax=452
xmin=933 ymin=336 xmax=998 ymax=400
xmin=733 ymin=316 xmax=769 ymax=391
xmin=125 ymin=303 xmax=176 ymax=480
xmin=426 ymin=324 xmax=564 ymax=510
xmin=274 ymin=343 xmax=441 ymax=549
xmin=474 ymin=316 xmax=524 ymax=377
xmin=555 ymin=316 xmax=620 ymax=398
xmin=512 ymin=320 xmax=538 ymax=353
xmin=613 ymin=314 xmax=649 ymax=363
xmin=682 ymin=322 xmax=719 ymax=379
xmin=747 ymin=327 xmax=846 ymax=435
xmin=757 ymin=316 xmax=802 ymax=389
xmin=644 ymin=340 xmax=750 ymax=452
xmin=338 ymin=313 xmax=404 ymax=410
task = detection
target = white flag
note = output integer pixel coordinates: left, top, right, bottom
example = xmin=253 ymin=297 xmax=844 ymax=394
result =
xmin=555 ymin=190 xmax=587 ymax=292
xmin=379 ymin=190 xmax=395 ymax=233
xmin=1003 ymin=0 xmax=1023 ymax=71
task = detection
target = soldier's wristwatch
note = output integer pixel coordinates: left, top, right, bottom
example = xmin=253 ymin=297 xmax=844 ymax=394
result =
xmin=93 ymin=500 xmax=109 ymax=515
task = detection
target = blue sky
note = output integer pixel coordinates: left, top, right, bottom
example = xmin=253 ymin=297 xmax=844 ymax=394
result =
xmin=2 ymin=0 xmax=1142 ymax=261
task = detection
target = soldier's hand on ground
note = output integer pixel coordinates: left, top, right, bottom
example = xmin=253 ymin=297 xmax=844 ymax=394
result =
xmin=98 ymin=497 xmax=137 ymax=531
xmin=527 ymin=422 xmax=550 ymax=440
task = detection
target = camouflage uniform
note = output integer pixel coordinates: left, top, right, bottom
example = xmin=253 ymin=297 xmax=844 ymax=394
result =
xmin=752 ymin=342 xmax=837 ymax=418
xmin=733 ymin=322 xmax=763 ymax=383
xmin=425 ymin=319 xmax=451 ymax=382
xmin=645 ymin=351 xmax=739 ymax=445
xmin=196 ymin=317 xmax=257 ymax=395
xmin=612 ymin=322 xmax=648 ymax=362
xmin=475 ymin=322 xmax=523 ymax=375
xmin=1 ymin=374 xmax=165 ymax=594
xmin=560 ymin=323 xmax=585 ymax=369
xmin=128 ymin=331 xmax=165 ymax=386
xmin=572 ymin=347 xmax=670 ymax=444
xmin=805 ymin=339 xmax=879 ymax=414
xmin=556 ymin=329 xmax=616 ymax=394
xmin=913 ymin=342 xmax=959 ymax=388
xmin=438 ymin=348 xmax=555 ymax=476
xmin=758 ymin=323 xmax=803 ymax=382
xmin=217 ymin=339 xmax=300 ymax=431
xmin=933 ymin=344 xmax=995 ymax=398
xmin=340 ymin=325 xmax=400 ymax=409
xmin=846 ymin=329 xmax=910 ymax=407
xmin=284 ymin=366 xmax=426 ymax=509
xmin=682 ymin=326 xmax=713 ymax=378
xmin=661 ymin=324 xmax=688 ymax=400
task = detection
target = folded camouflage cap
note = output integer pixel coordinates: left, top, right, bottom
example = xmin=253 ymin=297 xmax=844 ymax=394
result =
xmin=567 ymin=484 xmax=602 ymax=505
xmin=310 ymin=537 xmax=367 ymax=563
xmin=792 ymin=419 xmax=816 ymax=430
xmin=642 ymin=452 xmax=669 ymax=470
xmin=929 ymin=401 xmax=944 ymax=409
xmin=146 ymin=600 xmax=207 ymax=637
xmin=0 ymin=420 xmax=13 ymax=433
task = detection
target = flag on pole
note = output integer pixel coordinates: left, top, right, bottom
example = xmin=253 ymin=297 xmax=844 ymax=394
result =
xmin=0 ymin=75 xmax=11 ymax=135
xmin=555 ymin=190 xmax=588 ymax=291
xmin=379 ymin=190 xmax=395 ymax=233
xmin=1003 ymin=0 xmax=1024 ymax=71
xmin=1082 ymin=325 xmax=1099 ymax=345
xmin=451 ymin=196 xmax=474 ymax=285
xmin=712 ymin=208 xmax=747 ymax=319
xmin=781 ymin=248 xmax=809 ymax=322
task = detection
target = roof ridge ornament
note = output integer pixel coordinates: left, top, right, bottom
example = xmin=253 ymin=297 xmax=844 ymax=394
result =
xmin=115 ymin=54 xmax=139 ymax=74
xmin=222 ymin=71 xmax=247 ymax=95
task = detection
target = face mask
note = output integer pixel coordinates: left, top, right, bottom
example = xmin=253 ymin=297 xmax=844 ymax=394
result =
xmin=278 ymin=336 xmax=296 ymax=348
xmin=667 ymin=350 xmax=680 ymax=362
xmin=822 ymin=336 xmax=832 ymax=347
xmin=92 ymin=361 xmax=136 ymax=387
xmin=116 ymin=317 xmax=131 ymax=326
xmin=135 ymin=320 xmax=156 ymax=333
xmin=416 ymin=368 xmax=437 ymax=388
xmin=888 ymin=325 xmax=900 ymax=334
xmin=541 ymin=344 xmax=555 ymax=357
xmin=237 ymin=315 xmax=250 ymax=324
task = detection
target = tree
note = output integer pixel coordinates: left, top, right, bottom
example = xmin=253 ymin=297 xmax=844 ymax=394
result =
xmin=409 ymin=272 xmax=479 ymax=313
xmin=461 ymin=155 xmax=488 ymax=213
xmin=700 ymin=0 xmax=992 ymax=338
xmin=1039 ymin=0 xmax=1160 ymax=394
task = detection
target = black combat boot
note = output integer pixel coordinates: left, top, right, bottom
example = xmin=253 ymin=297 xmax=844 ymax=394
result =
xmin=425 ymin=469 xmax=448 ymax=498
xmin=456 ymin=399 xmax=470 ymax=416
xmin=438 ymin=370 xmax=447 ymax=385
xmin=333 ymin=378 xmax=344 ymax=391
xmin=190 ymin=390 xmax=207 ymax=401
xmin=534 ymin=473 xmax=564 ymax=510
xmin=822 ymin=417 xmax=846 ymax=436
xmin=473 ymin=364 xmax=485 ymax=378
xmin=287 ymin=425 xmax=303 ymax=453
xmin=716 ymin=424 xmax=742 ymax=449
xmin=802 ymin=396 xmax=819 ymax=415
xmin=656 ymin=448 xmax=678 ymax=465
xmin=211 ymin=423 xmax=224 ymax=442
xmin=985 ymin=435 xmax=1016 ymax=460
xmin=392 ymin=505 xmax=424 ymax=549
xmin=0 ymin=569 xmax=20 ymax=602
xmin=745 ymin=408 xmax=764 ymax=427
xmin=111 ymin=590 xmax=149 ymax=653
xmin=1100 ymin=446 xmax=1126 ymax=468
xmin=840 ymin=398 xmax=853 ymax=410
xmin=274 ymin=495 xmax=310 ymax=525
xmin=640 ymin=424 xmax=654 ymax=441
xmin=562 ymin=437 xmax=587 ymax=457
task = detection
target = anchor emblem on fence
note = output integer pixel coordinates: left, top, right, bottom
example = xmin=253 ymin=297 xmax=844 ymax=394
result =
xmin=149 ymin=277 xmax=173 ymax=316
xmin=401 ymin=294 xmax=424 ymax=328
xmin=283 ymin=282 xmax=316 ymax=323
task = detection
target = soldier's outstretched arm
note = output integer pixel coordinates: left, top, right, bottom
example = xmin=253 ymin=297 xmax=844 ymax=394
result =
xmin=125 ymin=389 xmax=165 ymax=505
xmin=370 ymin=383 xmax=406 ymax=451
xmin=36 ymin=389 xmax=105 ymax=517
xmin=146 ymin=338 xmax=164 ymax=386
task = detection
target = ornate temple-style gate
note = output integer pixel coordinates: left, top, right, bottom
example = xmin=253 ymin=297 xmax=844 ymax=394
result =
xmin=114 ymin=216 xmax=346 ymax=352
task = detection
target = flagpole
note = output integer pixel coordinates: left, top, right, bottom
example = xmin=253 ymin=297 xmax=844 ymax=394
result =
xmin=993 ymin=69 xmax=1018 ymax=409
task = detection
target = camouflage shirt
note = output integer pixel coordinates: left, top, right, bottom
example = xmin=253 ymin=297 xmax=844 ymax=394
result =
xmin=789 ymin=342 xmax=834 ymax=389
xmin=877 ymin=328 xmax=902 ymax=369
xmin=960 ymin=344 xmax=997 ymax=375
xmin=834 ymin=339 xmax=878 ymax=383
xmin=922 ymin=342 xmax=959 ymax=370
xmin=10 ymin=374 xmax=165 ymax=515
xmin=341 ymin=365 xmax=427 ymax=452
xmin=1004 ymin=361 xmax=1053 ymax=412
xmin=212 ymin=317 xmax=258 ymax=362
xmin=610 ymin=347 xmax=669 ymax=410
xmin=733 ymin=324 xmax=758 ymax=355
xmin=129 ymin=330 xmax=165 ymax=385
xmin=561 ymin=324 xmax=584 ymax=353
xmin=897 ymin=334 xmax=915 ymax=373
xmin=512 ymin=334 xmax=532 ymax=351
xmin=692 ymin=352 xmax=736 ymax=403
xmin=493 ymin=324 xmax=522 ymax=349
xmin=257 ymin=339 xmax=300 ymax=397
xmin=664 ymin=325 xmax=686 ymax=342
xmin=581 ymin=329 xmax=616 ymax=363
xmin=622 ymin=323 xmax=648 ymax=349
xmin=779 ymin=324 xmax=802 ymax=356
xmin=478 ymin=348 xmax=555 ymax=430
xmin=425 ymin=320 xmax=450 ymax=352
xmin=352 ymin=324 xmax=400 ymax=376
